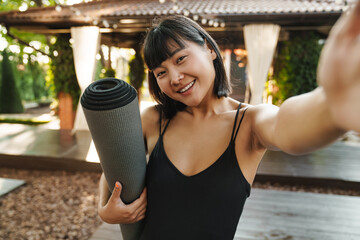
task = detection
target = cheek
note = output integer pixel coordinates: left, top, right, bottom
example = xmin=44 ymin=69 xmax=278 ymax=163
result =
xmin=157 ymin=80 xmax=170 ymax=94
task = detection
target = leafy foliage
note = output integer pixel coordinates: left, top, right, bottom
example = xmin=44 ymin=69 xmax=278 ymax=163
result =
xmin=270 ymin=31 xmax=324 ymax=105
xmin=100 ymin=68 xmax=116 ymax=78
xmin=0 ymin=50 xmax=24 ymax=113
xmin=0 ymin=1 xmax=58 ymax=105
xmin=0 ymin=0 xmax=56 ymax=48
xmin=49 ymin=34 xmax=80 ymax=110
xmin=128 ymin=50 xmax=146 ymax=91
xmin=0 ymin=0 xmax=57 ymax=11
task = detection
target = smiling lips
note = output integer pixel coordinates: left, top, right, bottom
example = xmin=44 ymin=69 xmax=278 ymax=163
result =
xmin=177 ymin=80 xmax=195 ymax=93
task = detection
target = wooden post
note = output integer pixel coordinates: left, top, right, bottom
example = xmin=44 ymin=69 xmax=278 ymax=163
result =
xmin=58 ymin=92 xmax=74 ymax=129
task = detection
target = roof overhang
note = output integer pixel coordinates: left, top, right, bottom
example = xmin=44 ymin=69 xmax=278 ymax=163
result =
xmin=0 ymin=0 xmax=349 ymax=48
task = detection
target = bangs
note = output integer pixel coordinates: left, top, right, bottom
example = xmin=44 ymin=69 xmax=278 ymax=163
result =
xmin=143 ymin=28 xmax=186 ymax=70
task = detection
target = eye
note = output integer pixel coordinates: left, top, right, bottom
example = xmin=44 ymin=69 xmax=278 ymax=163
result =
xmin=176 ymin=55 xmax=187 ymax=64
xmin=156 ymin=71 xmax=166 ymax=78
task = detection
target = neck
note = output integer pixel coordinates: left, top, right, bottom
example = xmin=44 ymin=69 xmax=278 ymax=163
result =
xmin=184 ymin=96 xmax=228 ymax=119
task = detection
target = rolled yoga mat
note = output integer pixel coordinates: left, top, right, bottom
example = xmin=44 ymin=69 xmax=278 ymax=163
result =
xmin=81 ymin=78 xmax=146 ymax=240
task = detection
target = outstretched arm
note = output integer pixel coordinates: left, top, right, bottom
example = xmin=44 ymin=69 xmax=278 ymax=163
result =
xmin=317 ymin=0 xmax=360 ymax=132
xmin=251 ymin=3 xmax=360 ymax=154
xmin=250 ymin=88 xmax=346 ymax=155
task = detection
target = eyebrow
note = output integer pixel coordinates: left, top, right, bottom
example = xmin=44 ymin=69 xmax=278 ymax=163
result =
xmin=154 ymin=47 xmax=185 ymax=70
xmin=169 ymin=47 xmax=183 ymax=57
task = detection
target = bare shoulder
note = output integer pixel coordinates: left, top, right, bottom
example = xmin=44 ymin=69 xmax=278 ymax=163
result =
xmin=140 ymin=105 xmax=160 ymax=136
xmin=245 ymin=103 xmax=279 ymax=124
xmin=141 ymin=105 xmax=160 ymax=128
xmin=141 ymin=105 xmax=159 ymax=123
xmin=223 ymin=98 xmax=253 ymax=125
xmin=141 ymin=105 xmax=163 ymax=155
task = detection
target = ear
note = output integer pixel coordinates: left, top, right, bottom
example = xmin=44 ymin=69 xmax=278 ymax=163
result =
xmin=210 ymin=48 xmax=217 ymax=60
xmin=205 ymin=40 xmax=217 ymax=60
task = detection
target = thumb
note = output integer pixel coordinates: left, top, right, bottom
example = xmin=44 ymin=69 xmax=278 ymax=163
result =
xmin=109 ymin=181 xmax=123 ymax=203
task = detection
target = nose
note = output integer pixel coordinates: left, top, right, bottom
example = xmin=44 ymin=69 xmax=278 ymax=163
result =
xmin=170 ymin=70 xmax=184 ymax=86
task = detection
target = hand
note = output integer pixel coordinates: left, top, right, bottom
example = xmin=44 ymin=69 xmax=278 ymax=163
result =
xmin=317 ymin=0 xmax=360 ymax=132
xmin=98 ymin=181 xmax=147 ymax=224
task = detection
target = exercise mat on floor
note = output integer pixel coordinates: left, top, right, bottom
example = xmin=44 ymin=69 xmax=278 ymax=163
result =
xmin=81 ymin=78 xmax=146 ymax=240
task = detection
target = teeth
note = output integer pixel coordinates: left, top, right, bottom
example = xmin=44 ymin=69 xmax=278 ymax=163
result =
xmin=179 ymin=81 xmax=195 ymax=93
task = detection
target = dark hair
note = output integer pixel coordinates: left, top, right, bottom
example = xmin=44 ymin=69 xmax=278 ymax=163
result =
xmin=143 ymin=15 xmax=231 ymax=119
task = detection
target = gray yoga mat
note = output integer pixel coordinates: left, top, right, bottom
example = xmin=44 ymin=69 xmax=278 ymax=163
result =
xmin=81 ymin=78 xmax=146 ymax=240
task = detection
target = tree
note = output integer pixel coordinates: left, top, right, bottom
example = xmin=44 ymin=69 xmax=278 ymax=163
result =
xmin=0 ymin=0 xmax=60 ymax=105
xmin=0 ymin=50 xmax=24 ymax=113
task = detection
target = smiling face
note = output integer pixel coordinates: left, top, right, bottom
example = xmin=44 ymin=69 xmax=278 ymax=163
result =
xmin=152 ymin=40 xmax=217 ymax=107
xmin=143 ymin=15 xmax=231 ymax=118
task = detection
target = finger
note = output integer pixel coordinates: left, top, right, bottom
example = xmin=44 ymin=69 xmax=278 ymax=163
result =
xmin=131 ymin=209 xmax=146 ymax=223
xmin=128 ymin=206 xmax=147 ymax=224
xmin=137 ymin=207 xmax=147 ymax=218
xmin=341 ymin=0 xmax=360 ymax=36
xmin=346 ymin=0 xmax=360 ymax=35
xmin=136 ymin=213 xmax=146 ymax=222
xmin=139 ymin=187 xmax=147 ymax=200
xmin=328 ymin=2 xmax=360 ymax=40
xmin=127 ymin=188 xmax=147 ymax=210
xmin=133 ymin=200 xmax=147 ymax=218
xmin=109 ymin=181 xmax=123 ymax=204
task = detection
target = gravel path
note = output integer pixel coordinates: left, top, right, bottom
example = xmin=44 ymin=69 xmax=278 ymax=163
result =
xmin=0 ymin=168 xmax=102 ymax=240
xmin=1 ymin=167 xmax=359 ymax=240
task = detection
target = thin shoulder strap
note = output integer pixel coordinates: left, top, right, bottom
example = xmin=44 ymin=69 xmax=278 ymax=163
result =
xmin=232 ymin=106 xmax=248 ymax=141
xmin=159 ymin=111 xmax=162 ymax=136
xmin=230 ymin=103 xmax=242 ymax=140
xmin=159 ymin=111 xmax=171 ymax=137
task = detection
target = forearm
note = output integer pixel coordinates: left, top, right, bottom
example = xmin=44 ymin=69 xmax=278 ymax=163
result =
xmin=273 ymin=87 xmax=346 ymax=154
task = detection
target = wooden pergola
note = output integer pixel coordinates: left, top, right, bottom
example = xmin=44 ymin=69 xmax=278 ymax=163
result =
xmin=0 ymin=0 xmax=346 ymax=49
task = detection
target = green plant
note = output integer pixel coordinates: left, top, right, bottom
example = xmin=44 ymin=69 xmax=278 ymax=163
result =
xmin=270 ymin=31 xmax=324 ymax=105
xmin=0 ymin=50 xmax=24 ymax=113
xmin=100 ymin=67 xmax=116 ymax=78
xmin=128 ymin=50 xmax=146 ymax=92
xmin=0 ymin=116 xmax=51 ymax=125
xmin=49 ymin=34 xmax=80 ymax=110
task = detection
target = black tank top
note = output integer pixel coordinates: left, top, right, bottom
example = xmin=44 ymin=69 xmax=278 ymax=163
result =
xmin=140 ymin=104 xmax=250 ymax=240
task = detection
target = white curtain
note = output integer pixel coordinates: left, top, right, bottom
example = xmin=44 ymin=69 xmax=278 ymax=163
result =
xmin=244 ymin=24 xmax=280 ymax=105
xmin=224 ymin=49 xmax=232 ymax=83
xmin=71 ymin=26 xmax=101 ymax=131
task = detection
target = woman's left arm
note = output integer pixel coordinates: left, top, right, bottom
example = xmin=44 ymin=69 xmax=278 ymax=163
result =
xmin=250 ymin=87 xmax=346 ymax=155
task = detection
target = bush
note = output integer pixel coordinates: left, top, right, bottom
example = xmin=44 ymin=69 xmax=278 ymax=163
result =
xmin=270 ymin=31 xmax=324 ymax=105
xmin=100 ymin=68 xmax=116 ymax=78
xmin=128 ymin=50 xmax=146 ymax=92
xmin=0 ymin=50 xmax=24 ymax=113
xmin=49 ymin=34 xmax=80 ymax=110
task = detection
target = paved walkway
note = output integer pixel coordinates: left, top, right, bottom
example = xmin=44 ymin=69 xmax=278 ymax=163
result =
xmin=0 ymin=123 xmax=101 ymax=172
xmin=90 ymin=188 xmax=360 ymax=240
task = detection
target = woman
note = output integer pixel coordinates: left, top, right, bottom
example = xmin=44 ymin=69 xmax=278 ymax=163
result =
xmin=98 ymin=2 xmax=360 ymax=239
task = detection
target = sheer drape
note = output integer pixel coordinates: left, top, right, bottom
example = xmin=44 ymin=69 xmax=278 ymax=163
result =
xmin=244 ymin=24 xmax=280 ymax=105
xmin=71 ymin=26 xmax=100 ymax=131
